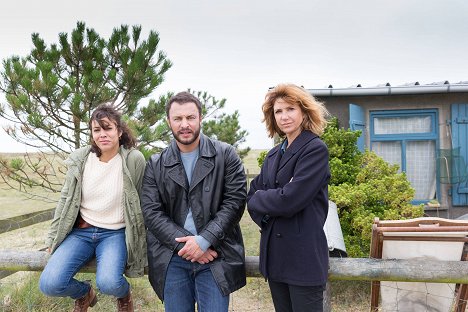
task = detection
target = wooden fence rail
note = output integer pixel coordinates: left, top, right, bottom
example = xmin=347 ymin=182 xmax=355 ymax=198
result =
xmin=0 ymin=208 xmax=54 ymax=234
xmin=2 ymin=249 xmax=468 ymax=284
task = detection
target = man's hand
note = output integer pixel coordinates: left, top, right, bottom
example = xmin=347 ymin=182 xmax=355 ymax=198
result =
xmin=195 ymin=248 xmax=218 ymax=264
xmin=176 ymin=236 xmax=204 ymax=262
xmin=176 ymin=236 xmax=218 ymax=263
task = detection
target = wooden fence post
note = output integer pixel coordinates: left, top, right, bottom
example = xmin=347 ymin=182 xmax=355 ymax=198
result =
xmin=323 ymin=281 xmax=332 ymax=312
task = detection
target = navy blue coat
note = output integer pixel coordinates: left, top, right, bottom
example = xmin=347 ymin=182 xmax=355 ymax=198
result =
xmin=247 ymin=130 xmax=330 ymax=286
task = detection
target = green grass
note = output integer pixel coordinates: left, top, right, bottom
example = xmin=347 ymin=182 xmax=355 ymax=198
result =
xmin=0 ymin=273 xmax=370 ymax=311
xmin=0 ymin=270 xmax=275 ymax=311
xmin=0 ymin=272 xmax=166 ymax=312
xmin=330 ymin=280 xmax=370 ymax=311
xmin=0 ymin=152 xmax=60 ymax=219
xmin=0 ymin=187 xmax=56 ymax=219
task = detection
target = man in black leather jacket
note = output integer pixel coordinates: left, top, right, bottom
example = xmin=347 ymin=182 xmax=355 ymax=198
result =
xmin=140 ymin=91 xmax=247 ymax=312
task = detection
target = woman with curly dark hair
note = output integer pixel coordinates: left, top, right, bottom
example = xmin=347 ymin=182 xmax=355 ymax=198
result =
xmin=39 ymin=103 xmax=146 ymax=312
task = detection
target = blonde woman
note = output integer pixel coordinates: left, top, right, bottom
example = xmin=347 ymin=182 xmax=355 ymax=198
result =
xmin=247 ymin=84 xmax=330 ymax=312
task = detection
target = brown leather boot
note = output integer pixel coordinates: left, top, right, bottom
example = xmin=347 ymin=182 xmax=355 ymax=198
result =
xmin=73 ymin=285 xmax=97 ymax=312
xmin=117 ymin=291 xmax=134 ymax=312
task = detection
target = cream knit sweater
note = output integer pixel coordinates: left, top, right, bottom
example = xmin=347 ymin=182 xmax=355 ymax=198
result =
xmin=80 ymin=152 xmax=125 ymax=230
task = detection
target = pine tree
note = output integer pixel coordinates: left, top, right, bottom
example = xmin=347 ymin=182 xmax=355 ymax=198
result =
xmin=0 ymin=21 xmax=171 ymax=152
xmin=0 ymin=22 xmax=249 ymax=197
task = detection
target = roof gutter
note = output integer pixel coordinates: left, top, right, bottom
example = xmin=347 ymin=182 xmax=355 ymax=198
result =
xmin=308 ymin=84 xmax=468 ymax=97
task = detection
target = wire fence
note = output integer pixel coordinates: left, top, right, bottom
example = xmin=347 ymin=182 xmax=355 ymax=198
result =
xmin=377 ymin=282 xmax=467 ymax=312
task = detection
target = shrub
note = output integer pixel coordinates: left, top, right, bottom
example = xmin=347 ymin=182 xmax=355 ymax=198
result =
xmin=329 ymin=151 xmax=423 ymax=257
xmin=321 ymin=117 xmax=362 ymax=186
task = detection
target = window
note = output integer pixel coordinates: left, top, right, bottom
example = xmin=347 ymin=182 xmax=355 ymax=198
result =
xmin=370 ymin=110 xmax=438 ymax=203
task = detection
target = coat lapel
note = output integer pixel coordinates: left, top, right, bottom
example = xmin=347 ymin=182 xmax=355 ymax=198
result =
xmin=162 ymin=134 xmax=219 ymax=192
xmin=167 ymin=166 xmax=189 ymax=191
xmin=66 ymin=147 xmax=90 ymax=180
xmin=191 ymin=158 xmax=214 ymax=192
xmin=267 ymin=148 xmax=281 ymax=187
xmin=164 ymin=140 xmax=189 ymax=191
xmin=278 ymin=148 xmax=294 ymax=172
xmin=190 ymin=134 xmax=215 ymax=192
xmin=277 ymin=131 xmax=318 ymax=172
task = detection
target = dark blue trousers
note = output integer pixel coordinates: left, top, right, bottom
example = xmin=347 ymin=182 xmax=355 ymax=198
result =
xmin=268 ymin=280 xmax=325 ymax=312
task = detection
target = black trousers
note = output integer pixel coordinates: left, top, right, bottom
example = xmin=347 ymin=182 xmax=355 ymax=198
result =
xmin=268 ymin=280 xmax=325 ymax=312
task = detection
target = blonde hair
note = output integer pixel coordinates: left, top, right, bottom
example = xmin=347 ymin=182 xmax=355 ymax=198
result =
xmin=262 ymin=84 xmax=329 ymax=138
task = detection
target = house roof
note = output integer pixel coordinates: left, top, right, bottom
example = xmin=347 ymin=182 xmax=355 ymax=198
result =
xmin=308 ymin=81 xmax=468 ymax=97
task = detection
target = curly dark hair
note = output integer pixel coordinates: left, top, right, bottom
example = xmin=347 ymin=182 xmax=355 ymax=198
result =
xmin=88 ymin=103 xmax=137 ymax=157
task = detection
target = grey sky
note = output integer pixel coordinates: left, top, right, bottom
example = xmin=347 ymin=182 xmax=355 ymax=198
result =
xmin=1 ymin=0 xmax=468 ymax=152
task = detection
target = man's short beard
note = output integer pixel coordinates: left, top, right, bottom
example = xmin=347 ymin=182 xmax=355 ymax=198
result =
xmin=172 ymin=127 xmax=201 ymax=146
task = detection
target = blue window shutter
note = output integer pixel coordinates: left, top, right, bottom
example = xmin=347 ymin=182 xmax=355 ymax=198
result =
xmin=349 ymin=103 xmax=366 ymax=152
xmin=451 ymin=103 xmax=468 ymax=206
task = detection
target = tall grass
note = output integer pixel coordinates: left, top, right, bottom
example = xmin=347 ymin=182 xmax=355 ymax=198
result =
xmin=1 ymin=272 xmax=166 ymax=311
xmin=0 ymin=152 xmax=59 ymax=219
xmin=0 ymin=272 xmax=276 ymax=311
xmin=2 ymin=274 xmax=370 ymax=311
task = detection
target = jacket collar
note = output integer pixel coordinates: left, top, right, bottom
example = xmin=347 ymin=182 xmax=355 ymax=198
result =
xmin=267 ymin=130 xmax=318 ymax=159
xmin=64 ymin=146 xmax=91 ymax=178
xmin=279 ymin=130 xmax=317 ymax=169
xmin=119 ymin=145 xmax=131 ymax=159
xmin=163 ymin=134 xmax=216 ymax=192
xmin=163 ymin=133 xmax=216 ymax=167
xmin=266 ymin=130 xmax=318 ymax=182
xmin=65 ymin=145 xmax=134 ymax=178
xmin=284 ymin=130 xmax=318 ymax=154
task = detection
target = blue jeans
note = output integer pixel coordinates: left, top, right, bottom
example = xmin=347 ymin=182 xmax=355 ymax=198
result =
xmin=163 ymin=255 xmax=229 ymax=312
xmin=39 ymin=227 xmax=129 ymax=299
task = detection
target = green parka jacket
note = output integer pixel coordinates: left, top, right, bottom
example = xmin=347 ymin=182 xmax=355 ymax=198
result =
xmin=45 ymin=145 xmax=147 ymax=277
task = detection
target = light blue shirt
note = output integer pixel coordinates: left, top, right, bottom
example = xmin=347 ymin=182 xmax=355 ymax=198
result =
xmin=280 ymin=139 xmax=288 ymax=155
xmin=180 ymin=149 xmax=211 ymax=252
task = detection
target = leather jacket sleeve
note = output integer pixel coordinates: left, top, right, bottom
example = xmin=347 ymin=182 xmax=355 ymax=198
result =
xmin=140 ymin=154 xmax=192 ymax=252
xmin=198 ymin=146 xmax=247 ymax=248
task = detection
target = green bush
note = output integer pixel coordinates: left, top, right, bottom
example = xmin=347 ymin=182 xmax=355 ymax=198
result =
xmin=321 ymin=117 xmax=362 ymax=186
xmin=329 ymin=151 xmax=423 ymax=257
xmin=257 ymin=150 xmax=267 ymax=169
xmin=256 ymin=117 xmax=424 ymax=258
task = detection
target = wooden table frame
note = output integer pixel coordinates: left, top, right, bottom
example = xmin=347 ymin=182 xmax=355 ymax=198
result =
xmin=370 ymin=217 xmax=468 ymax=312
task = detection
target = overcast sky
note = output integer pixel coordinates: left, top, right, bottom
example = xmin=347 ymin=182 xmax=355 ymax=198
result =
xmin=1 ymin=0 xmax=468 ymax=152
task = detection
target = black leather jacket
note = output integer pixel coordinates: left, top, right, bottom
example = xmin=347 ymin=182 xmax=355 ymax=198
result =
xmin=141 ymin=134 xmax=247 ymax=299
